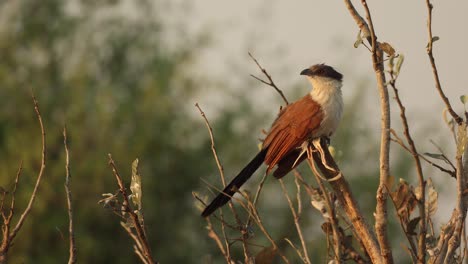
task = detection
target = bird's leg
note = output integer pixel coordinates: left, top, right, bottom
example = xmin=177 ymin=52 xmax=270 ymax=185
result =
xmin=312 ymin=139 xmax=342 ymax=181
xmin=292 ymin=141 xmax=310 ymax=168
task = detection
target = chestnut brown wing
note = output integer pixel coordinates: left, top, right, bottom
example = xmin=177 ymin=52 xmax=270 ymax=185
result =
xmin=262 ymin=95 xmax=323 ymax=173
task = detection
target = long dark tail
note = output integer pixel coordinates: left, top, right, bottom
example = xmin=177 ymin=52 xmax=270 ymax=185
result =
xmin=201 ymin=149 xmax=267 ymax=217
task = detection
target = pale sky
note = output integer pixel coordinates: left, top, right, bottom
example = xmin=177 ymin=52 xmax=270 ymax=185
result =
xmin=187 ymin=0 xmax=467 ymax=123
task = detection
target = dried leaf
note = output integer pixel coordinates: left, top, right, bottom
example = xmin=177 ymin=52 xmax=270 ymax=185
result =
xmin=426 ymin=178 xmax=438 ymax=217
xmin=460 ymin=95 xmax=467 ymax=104
xmin=407 ymin=217 xmax=421 ymax=236
xmin=391 ymin=180 xmax=417 ymax=222
xmin=457 ymin=123 xmax=467 ymax=157
xmin=255 ymin=245 xmax=277 ymax=264
xmin=354 ymin=30 xmax=363 ymax=48
xmin=423 ymin=152 xmax=445 ymax=161
xmin=395 ymin=54 xmax=405 ymax=75
xmin=388 ymin=56 xmax=394 ymax=70
xmin=98 ymin=193 xmax=119 ymax=208
xmin=130 ymin=158 xmax=142 ymax=210
xmin=380 ymin=42 xmax=395 ymax=56
xmin=321 ymin=222 xmax=333 ymax=235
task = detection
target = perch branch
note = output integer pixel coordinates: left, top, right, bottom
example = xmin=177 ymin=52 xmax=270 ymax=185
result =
xmin=311 ymin=138 xmax=382 ymax=263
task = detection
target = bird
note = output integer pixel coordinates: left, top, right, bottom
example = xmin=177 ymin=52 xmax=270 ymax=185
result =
xmin=201 ymin=64 xmax=344 ymax=217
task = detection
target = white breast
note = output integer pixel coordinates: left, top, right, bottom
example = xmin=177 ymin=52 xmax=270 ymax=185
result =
xmin=308 ymin=77 xmax=343 ymax=137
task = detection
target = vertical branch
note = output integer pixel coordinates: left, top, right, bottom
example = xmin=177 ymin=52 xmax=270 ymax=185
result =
xmin=389 ymin=70 xmax=427 ymax=262
xmin=278 ymin=179 xmax=311 ymax=264
xmin=108 ymin=156 xmax=156 ymax=264
xmin=9 ymin=94 xmax=47 ymax=242
xmin=425 ymin=0 xmax=463 ymax=125
xmin=344 ymin=0 xmax=393 ymax=262
xmin=244 ymin=198 xmax=290 ymax=264
xmin=63 ymin=127 xmax=77 ymax=264
xmin=443 ymin=160 xmax=466 ymax=262
xmin=195 ymin=103 xmax=250 ymax=262
xmin=306 ymin=157 xmax=342 ymax=261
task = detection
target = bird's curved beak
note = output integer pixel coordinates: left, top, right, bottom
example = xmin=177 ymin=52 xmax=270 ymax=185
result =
xmin=300 ymin=68 xmax=312 ymax=76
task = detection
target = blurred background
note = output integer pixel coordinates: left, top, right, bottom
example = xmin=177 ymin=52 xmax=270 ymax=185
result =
xmin=0 ymin=0 xmax=466 ymax=263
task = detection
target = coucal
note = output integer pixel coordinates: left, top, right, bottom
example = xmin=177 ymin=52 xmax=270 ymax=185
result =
xmin=201 ymin=64 xmax=343 ymax=217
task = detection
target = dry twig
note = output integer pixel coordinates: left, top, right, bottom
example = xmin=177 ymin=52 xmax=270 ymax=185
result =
xmin=0 ymin=94 xmax=47 ymax=263
xmin=388 ymin=66 xmax=427 ymax=262
xmin=278 ymin=179 xmax=311 ymax=264
xmin=195 ymin=103 xmax=251 ymax=262
xmin=63 ymin=127 xmax=77 ymax=264
xmin=107 ymin=156 xmax=156 ymax=264
xmin=344 ymin=1 xmax=393 ymax=262
xmin=424 ymin=0 xmax=463 ymax=126
xmin=248 ymin=52 xmax=289 ymax=105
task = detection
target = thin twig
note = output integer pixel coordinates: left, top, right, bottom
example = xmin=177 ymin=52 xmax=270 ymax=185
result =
xmin=195 ymin=103 xmax=250 ymax=261
xmin=429 ymin=140 xmax=456 ymax=171
xmin=108 ymin=156 xmax=156 ymax=264
xmin=390 ymin=131 xmax=455 ymax=177
xmin=8 ymin=162 xmax=23 ymax=222
xmin=388 ymin=69 xmax=426 ymax=262
xmin=425 ymin=0 xmax=463 ymax=125
xmin=284 ymin=238 xmax=306 ymax=262
xmin=10 ymin=93 xmax=47 ymax=242
xmin=121 ymin=222 xmax=146 ymax=263
xmin=306 ymin=155 xmax=342 ymax=261
xmin=63 ymin=127 xmax=77 ymax=264
xmin=242 ymin=195 xmax=290 ymax=264
xmin=248 ymin=52 xmax=289 ymax=105
xmin=206 ymin=218 xmax=231 ymax=264
xmin=279 ymin=179 xmax=311 ymax=264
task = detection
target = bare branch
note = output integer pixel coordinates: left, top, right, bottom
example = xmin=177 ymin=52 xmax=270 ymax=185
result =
xmin=206 ymin=218 xmax=231 ymax=264
xmin=195 ymin=103 xmax=250 ymax=261
xmin=425 ymin=0 xmax=463 ymax=125
xmin=279 ymin=179 xmax=311 ymax=264
xmin=108 ymin=156 xmax=156 ymax=264
xmin=63 ymin=127 xmax=77 ymax=264
xmin=10 ymin=93 xmax=47 ymax=242
xmin=306 ymin=156 xmax=342 ymax=261
xmin=349 ymin=1 xmax=393 ymax=262
xmin=310 ymin=138 xmax=382 ymax=263
xmin=8 ymin=162 xmax=23 ymax=222
xmin=248 ymin=52 xmax=289 ymax=105
xmin=388 ymin=67 xmax=427 ymax=262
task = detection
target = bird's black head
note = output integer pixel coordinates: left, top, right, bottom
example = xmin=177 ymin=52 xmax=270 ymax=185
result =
xmin=300 ymin=64 xmax=343 ymax=82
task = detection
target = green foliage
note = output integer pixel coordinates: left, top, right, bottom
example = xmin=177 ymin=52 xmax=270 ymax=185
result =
xmin=0 ymin=0 xmax=261 ymax=263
